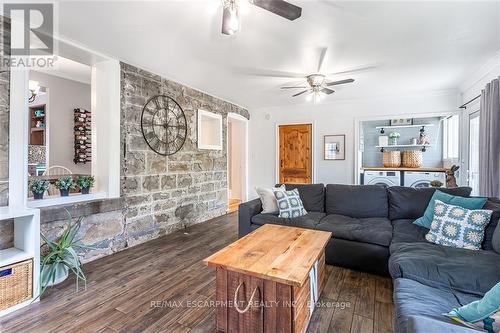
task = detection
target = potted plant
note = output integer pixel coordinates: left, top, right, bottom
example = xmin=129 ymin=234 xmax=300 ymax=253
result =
xmin=430 ymin=180 xmax=444 ymax=188
xmin=55 ymin=176 xmax=75 ymax=196
xmin=76 ymin=175 xmax=94 ymax=194
xmin=389 ymin=132 xmax=401 ymax=145
xmin=29 ymin=179 xmax=49 ymax=199
xmin=40 ymin=214 xmax=91 ymax=298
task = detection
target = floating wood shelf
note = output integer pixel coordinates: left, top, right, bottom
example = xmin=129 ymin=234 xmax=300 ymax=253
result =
xmin=375 ymin=144 xmax=431 ymax=148
xmin=375 ymin=124 xmax=434 ymax=129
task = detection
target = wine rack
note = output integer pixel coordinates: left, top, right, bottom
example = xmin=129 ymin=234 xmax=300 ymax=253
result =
xmin=73 ymin=108 xmax=91 ymax=164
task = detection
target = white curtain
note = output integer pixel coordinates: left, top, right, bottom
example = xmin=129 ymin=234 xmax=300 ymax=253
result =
xmin=479 ymin=77 xmax=500 ymax=197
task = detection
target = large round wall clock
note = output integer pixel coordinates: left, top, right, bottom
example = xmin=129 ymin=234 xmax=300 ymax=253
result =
xmin=141 ymin=95 xmax=187 ymax=156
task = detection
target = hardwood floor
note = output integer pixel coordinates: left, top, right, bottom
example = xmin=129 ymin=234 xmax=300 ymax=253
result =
xmin=0 ymin=212 xmax=394 ymax=333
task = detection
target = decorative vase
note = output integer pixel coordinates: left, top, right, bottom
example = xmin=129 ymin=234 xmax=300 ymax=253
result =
xmin=389 ymin=138 xmax=398 ymax=146
xmin=33 ymin=192 xmax=44 ymax=200
xmin=60 ymin=189 xmax=70 ymax=197
xmin=41 ymin=263 xmax=69 ymax=287
xmin=81 ymin=187 xmax=90 ymax=195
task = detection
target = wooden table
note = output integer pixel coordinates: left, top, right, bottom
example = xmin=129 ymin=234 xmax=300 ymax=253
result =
xmin=204 ymin=224 xmax=331 ymax=333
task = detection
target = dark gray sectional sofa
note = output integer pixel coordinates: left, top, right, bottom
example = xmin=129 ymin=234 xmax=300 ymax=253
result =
xmin=238 ymin=184 xmax=500 ymax=333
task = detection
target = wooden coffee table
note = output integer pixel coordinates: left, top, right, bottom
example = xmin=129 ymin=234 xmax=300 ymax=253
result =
xmin=204 ymin=224 xmax=331 ymax=333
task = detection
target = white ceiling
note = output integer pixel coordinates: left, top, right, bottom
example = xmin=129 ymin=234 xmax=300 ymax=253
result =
xmin=57 ymin=1 xmax=500 ymax=109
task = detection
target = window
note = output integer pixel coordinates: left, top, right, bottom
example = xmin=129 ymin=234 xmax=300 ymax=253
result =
xmin=443 ymin=115 xmax=459 ymax=161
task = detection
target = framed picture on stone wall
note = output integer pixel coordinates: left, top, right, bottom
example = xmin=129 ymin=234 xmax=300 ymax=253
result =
xmin=324 ymin=135 xmax=345 ymax=160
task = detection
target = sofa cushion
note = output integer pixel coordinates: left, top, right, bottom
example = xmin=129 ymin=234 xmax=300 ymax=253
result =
xmin=251 ymin=212 xmax=325 ymax=230
xmin=391 ymin=219 xmax=428 ymax=249
xmin=394 ymin=278 xmax=479 ymax=333
xmin=407 ymin=316 xmax=480 ymax=333
xmin=255 ymin=184 xmax=285 ymax=214
xmin=389 ymin=242 xmax=500 ymax=296
xmin=283 ymin=183 xmax=325 ymax=213
xmin=388 ymin=186 xmax=472 ymax=220
xmin=483 ymin=199 xmax=500 ymax=252
xmin=325 ymin=184 xmax=388 ymax=218
xmin=315 ymin=214 xmax=392 ymax=246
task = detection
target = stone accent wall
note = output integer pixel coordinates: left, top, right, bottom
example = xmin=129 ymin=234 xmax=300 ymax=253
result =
xmin=39 ymin=63 xmax=249 ymax=263
xmin=0 ymin=16 xmax=10 ymax=206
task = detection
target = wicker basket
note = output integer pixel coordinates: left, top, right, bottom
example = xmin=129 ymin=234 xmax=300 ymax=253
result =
xmin=383 ymin=151 xmax=401 ymax=167
xmin=0 ymin=259 xmax=33 ymax=310
xmin=402 ymin=150 xmax=423 ymax=168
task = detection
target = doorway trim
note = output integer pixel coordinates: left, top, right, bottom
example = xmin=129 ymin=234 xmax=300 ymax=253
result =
xmin=274 ymin=121 xmax=316 ymax=184
xmin=227 ymin=112 xmax=249 ymax=203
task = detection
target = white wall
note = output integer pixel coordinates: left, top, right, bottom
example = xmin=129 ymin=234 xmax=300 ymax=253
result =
xmin=460 ymin=52 xmax=500 ymax=103
xmin=248 ymin=91 xmax=459 ymax=199
xmin=30 ymin=71 xmax=91 ymax=174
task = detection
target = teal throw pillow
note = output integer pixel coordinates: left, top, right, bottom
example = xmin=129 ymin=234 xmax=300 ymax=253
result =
xmin=273 ymin=188 xmax=307 ymax=218
xmin=413 ymin=190 xmax=487 ymax=228
xmin=425 ymin=200 xmax=492 ymax=250
xmin=446 ymin=282 xmax=500 ymax=333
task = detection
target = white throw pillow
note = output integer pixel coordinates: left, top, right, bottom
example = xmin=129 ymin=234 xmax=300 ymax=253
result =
xmin=255 ymin=185 xmax=285 ymax=214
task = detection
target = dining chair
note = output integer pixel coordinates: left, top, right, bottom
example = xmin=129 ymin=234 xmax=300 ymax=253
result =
xmin=43 ymin=165 xmax=73 ymax=196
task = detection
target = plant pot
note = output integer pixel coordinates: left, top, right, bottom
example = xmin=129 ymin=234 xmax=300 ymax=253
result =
xmin=41 ymin=263 xmax=69 ymax=287
xmin=33 ymin=192 xmax=44 ymax=200
xmin=81 ymin=187 xmax=90 ymax=195
xmin=389 ymin=138 xmax=398 ymax=146
xmin=59 ymin=189 xmax=70 ymax=197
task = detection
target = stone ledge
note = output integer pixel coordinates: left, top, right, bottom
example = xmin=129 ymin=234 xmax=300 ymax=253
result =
xmin=40 ymin=198 xmax=123 ymax=224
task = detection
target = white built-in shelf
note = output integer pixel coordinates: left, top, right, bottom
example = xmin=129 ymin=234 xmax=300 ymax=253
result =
xmin=0 ymin=206 xmax=40 ymax=317
xmin=27 ymin=191 xmax=107 ymax=208
xmin=0 ymin=247 xmax=32 ymax=267
xmin=375 ymin=124 xmax=434 ymax=130
xmin=0 ymin=206 xmax=38 ymax=220
xmin=375 ymin=144 xmax=431 ymax=148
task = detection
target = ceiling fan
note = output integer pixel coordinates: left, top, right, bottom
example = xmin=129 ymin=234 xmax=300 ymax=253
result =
xmin=221 ymin=0 xmax=302 ymax=35
xmin=280 ymin=48 xmax=355 ymax=101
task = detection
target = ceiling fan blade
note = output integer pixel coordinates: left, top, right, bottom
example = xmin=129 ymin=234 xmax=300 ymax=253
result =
xmin=221 ymin=6 xmax=240 ymax=35
xmin=326 ymin=64 xmax=379 ymax=76
xmin=321 ymin=87 xmax=335 ymax=94
xmin=317 ymin=47 xmax=328 ymax=73
xmin=233 ymin=66 xmax=308 ymax=78
xmin=326 ymin=78 xmax=355 ymax=86
xmin=281 ymin=86 xmax=308 ymax=89
xmin=292 ymin=89 xmax=309 ymax=97
xmin=251 ymin=0 xmax=302 ymax=21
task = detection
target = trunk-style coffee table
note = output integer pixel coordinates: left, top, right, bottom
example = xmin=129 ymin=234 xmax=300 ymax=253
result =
xmin=204 ymin=224 xmax=331 ymax=333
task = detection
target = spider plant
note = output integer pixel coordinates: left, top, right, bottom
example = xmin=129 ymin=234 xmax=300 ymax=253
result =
xmin=39 ymin=213 xmax=93 ymax=299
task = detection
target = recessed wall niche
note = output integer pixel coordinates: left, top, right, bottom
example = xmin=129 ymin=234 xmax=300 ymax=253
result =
xmin=197 ymin=109 xmax=222 ymax=150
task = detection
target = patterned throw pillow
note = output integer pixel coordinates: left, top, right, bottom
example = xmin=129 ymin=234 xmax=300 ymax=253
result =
xmin=273 ymin=188 xmax=307 ymax=218
xmin=425 ymin=200 xmax=492 ymax=250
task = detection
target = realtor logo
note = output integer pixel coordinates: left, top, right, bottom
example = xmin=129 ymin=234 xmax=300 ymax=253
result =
xmin=3 ymin=3 xmax=54 ymax=56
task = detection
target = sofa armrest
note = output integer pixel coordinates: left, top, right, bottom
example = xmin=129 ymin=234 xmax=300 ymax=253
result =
xmin=238 ymin=198 xmax=262 ymax=238
xmin=407 ymin=316 xmax=478 ymax=333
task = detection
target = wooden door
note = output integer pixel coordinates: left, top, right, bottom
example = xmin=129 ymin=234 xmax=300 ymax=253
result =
xmin=279 ymin=124 xmax=312 ymax=184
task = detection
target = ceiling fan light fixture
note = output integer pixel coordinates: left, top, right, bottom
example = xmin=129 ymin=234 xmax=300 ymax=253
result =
xmin=222 ymin=0 xmax=240 ymax=35
xmin=28 ymin=80 xmax=40 ymax=103
xmin=307 ymin=74 xmax=325 ymax=87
